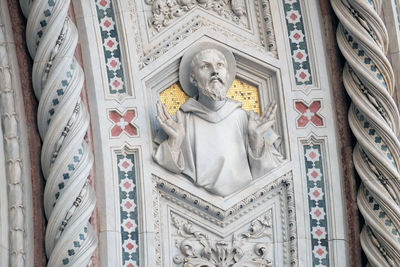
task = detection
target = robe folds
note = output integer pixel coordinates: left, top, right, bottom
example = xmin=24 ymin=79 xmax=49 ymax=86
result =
xmin=154 ymin=98 xmax=283 ymax=197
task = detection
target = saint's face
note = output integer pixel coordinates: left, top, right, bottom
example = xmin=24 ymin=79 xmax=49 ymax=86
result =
xmin=191 ymin=49 xmax=229 ymax=100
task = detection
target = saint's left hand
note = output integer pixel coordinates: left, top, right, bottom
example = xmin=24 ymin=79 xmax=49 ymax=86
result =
xmin=248 ymin=101 xmax=277 ymax=156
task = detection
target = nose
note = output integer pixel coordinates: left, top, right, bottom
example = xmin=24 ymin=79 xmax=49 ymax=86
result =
xmin=210 ymin=63 xmax=219 ymax=74
xmin=211 ymin=71 xmax=218 ymax=77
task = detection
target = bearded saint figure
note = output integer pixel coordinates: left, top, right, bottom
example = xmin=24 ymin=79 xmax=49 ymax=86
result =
xmin=153 ymin=42 xmax=283 ymax=197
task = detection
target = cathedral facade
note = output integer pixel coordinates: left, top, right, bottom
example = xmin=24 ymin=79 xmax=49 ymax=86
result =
xmin=1 ymin=0 xmax=400 ymax=266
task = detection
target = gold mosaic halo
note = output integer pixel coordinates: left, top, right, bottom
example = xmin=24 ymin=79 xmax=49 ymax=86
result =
xmin=179 ymin=42 xmax=236 ymax=97
xmin=160 ymin=80 xmax=261 ymax=116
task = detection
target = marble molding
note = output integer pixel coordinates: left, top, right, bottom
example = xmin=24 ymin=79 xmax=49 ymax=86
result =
xmin=0 ymin=0 xmax=34 ymax=266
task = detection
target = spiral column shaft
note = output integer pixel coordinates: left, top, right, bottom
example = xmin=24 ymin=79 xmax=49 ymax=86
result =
xmin=331 ymin=0 xmax=400 ymax=266
xmin=20 ymin=0 xmax=97 ymax=266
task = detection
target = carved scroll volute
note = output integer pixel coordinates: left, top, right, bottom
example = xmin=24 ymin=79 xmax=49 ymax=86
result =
xmin=171 ymin=210 xmax=273 ymax=266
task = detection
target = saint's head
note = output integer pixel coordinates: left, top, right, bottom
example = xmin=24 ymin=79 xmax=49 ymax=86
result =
xmin=189 ymin=48 xmax=230 ymax=101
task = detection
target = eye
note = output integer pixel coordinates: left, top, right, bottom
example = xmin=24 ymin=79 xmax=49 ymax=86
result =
xmin=200 ymin=63 xmax=211 ymax=69
xmin=217 ymin=62 xmax=224 ymax=68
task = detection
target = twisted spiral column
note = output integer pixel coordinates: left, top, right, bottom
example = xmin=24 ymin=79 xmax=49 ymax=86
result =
xmin=331 ymin=0 xmax=400 ymax=265
xmin=20 ymin=0 xmax=97 ymax=266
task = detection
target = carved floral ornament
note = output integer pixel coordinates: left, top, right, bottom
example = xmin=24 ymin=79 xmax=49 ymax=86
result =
xmin=172 ymin=210 xmax=273 ymax=267
xmin=145 ymin=0 xmax=248 ymax=32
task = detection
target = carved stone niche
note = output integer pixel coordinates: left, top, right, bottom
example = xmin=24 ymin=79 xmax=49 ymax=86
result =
xmin=144 ymin=41 xmax=294 ymax=265
xmin=146 ymin=42 xmax=289 ymax=160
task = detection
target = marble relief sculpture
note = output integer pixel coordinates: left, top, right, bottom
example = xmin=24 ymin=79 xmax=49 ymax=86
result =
xmin=154 ymin=43 xmax=283 ymax=196
xmin=146 ymin=0 xmax=248 ymax=32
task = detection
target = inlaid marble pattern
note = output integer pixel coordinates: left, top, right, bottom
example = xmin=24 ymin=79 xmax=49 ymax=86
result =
xmin=283 ymin=0 xmax=313 ymax=86
xmin=108 ymin=109 xmax=138 ymax=138
xmin=95 ymin=0 xmax=126 ymax=95
xmin=304 ymin=144 xmax=330 ymax=267
xmin=295 ymin=100 xmax=324 ymax=128
xmin=117 ymin=154 xmax=140 ymax=267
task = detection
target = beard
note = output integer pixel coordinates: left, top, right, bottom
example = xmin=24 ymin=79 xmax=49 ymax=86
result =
xmin=199 ymin=82 xmax=228 ymax=101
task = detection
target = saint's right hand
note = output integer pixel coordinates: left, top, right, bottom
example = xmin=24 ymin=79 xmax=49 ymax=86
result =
xmin=156 ymin=101 xmax=185 ymax=150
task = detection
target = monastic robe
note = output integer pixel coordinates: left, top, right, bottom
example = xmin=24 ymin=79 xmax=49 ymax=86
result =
xmin=154 ymin=98 xmax=283 ymax=196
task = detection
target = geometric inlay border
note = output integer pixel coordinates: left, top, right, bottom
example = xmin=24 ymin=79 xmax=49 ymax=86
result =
xmin=117 ymin=153 xmax=140 ymax=266
xmin=303 ymin=143 xmax=330 ymax=266
xmin=283 ymin=0 xmax=313 ymax=86
xmin=95 ymin=0 xmax=126 ymax=95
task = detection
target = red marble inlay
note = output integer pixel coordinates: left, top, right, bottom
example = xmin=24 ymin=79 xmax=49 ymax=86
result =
xmin=112 ymin=79 xmax=120 ymax=87
xmin=316 ymin=248 xmax=324 ymax=256
xmin=110 ymin=59 xmax=118 ymax=68
xmin=99 ymin=0 xmax=107 ymax=7
xmin=311 ymin=171 xmax=319 ymax=179
xmin=125 ymin=221 xmax=133 ymax=229
xmin=122 ymin=161 xmax=130 ymax=169
xmin=314 ymin=209 xmax=322 ymax=217
xmin=295 ymin=100 xmax=324 ymax=127
xmin=313 ymin=190 xmax=320 ymax=198
xmin=296 ymin=52 xmax=304 ymax=59
xmin=125 ymin=201 xmax=132 ymax=209
xmin=103 ymin=20 xmax=111 ymax=28
xmin=315 ymin=229 xmax=324 ymax=237
xmin=108 ymin=109 xmax=138 ymax=137
xmin=124 ymin=181 xmax=132 ymax=189
xmin=126 ymin=243 xmax=134 ymax=250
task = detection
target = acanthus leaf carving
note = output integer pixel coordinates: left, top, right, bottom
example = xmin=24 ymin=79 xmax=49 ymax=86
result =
xmin=171 ymin=210 xmax=273 ymax=267
xmin=241 ymin=212 xmax=272 ymax=239
xmin=146 ymin=0 xmax=249 ymax=33
xmin=152 ymin=172 xmax=297 ymax=266
xmin=128 ymin=0 xmax=277 ymax=69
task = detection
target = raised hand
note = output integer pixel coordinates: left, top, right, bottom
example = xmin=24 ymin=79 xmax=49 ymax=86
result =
xmin=248 ymin=101 xmax=277 ymax=156
xmin=156 ymin=101 xmax=185 ymax=150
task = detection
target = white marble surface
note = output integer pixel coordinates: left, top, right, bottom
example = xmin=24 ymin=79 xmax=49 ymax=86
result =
xmin=74 ymin=0 xmax=351 ymax=265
